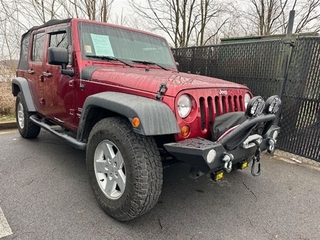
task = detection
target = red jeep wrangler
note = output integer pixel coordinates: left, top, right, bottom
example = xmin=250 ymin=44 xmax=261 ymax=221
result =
xmin=12 ymin=18 xmax=281 ymax=221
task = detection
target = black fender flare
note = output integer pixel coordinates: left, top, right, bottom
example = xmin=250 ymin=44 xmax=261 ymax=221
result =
xmin=11 ymin=77 xmax=36 ymax=112
xmin=77 ymin=92 xmax=180 ymax=139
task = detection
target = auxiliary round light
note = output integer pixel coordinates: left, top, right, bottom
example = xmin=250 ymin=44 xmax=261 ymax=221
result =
xmin=177 ymin=94 xmax=192 ymax=118
xmin=206 ymin=149 xmax=216 ymax=164
xmin=246 ymin=96 xmax=265 ymax=117
xmin=265 ymin=95 xmax=281 ymax=114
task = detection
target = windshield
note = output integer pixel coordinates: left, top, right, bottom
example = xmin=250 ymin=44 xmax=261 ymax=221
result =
xmin=78 ymin=22 xmax=176 ymax=68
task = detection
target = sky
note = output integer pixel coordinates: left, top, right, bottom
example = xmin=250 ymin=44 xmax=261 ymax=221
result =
xmin=109 ymin=0 xmax=132 ymax=25
xmin=108 ymin=0 xmax=171 ymax=42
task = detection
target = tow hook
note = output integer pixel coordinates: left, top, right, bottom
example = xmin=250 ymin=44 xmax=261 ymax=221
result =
xmin=267 ymin=139 xmax=276 ymax=154
xmin=222 ymin=153 xmax=234 ymax=173
xmin=251 ymin=141 xmax=261 ymax=176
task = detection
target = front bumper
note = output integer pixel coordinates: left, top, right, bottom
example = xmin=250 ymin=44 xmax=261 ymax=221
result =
xmin=164 ymin=115 xmax=280 ymax=176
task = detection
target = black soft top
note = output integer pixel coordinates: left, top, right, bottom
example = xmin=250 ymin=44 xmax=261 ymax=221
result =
xmin=22 ymin=18 xmax=72 ymax=38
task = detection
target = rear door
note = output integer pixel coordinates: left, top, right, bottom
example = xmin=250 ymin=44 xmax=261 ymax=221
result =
xmin=28 ymin=30 xmax=46 ymax=113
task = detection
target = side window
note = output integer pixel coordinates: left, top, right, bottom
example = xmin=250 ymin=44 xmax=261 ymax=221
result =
xmin=49 ymin=32 xmax=68 ymax=48
xmin=49 ymin=31 xmax=71 ymax=64
xmin=17 ymin=34 xmax=30 ymax=70
xmin=31 ymin=32 xmax=46 ymax=62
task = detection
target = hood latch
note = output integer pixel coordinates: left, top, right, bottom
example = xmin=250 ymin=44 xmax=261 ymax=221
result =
xmin=155 ymin=82 xmax=167 ymax=100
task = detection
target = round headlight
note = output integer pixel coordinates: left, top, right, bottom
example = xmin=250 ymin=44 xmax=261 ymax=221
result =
xmin=177 ymin=94 xmax=192 ymax=118
xmin=244 ymin=93 xmax=251 ymax=109
xmin=265 ymin=95 xmax=281 ymax=114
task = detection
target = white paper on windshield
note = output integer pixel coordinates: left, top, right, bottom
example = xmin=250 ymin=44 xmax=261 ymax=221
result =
xmin=90 ymin=34 xmax=114 ymax=57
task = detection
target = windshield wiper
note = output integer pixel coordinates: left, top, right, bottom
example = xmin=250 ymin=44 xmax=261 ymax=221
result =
xmin=86 ymin=55 xmax=134 ymax=67
xmin=131 ymin=60 xmax=169 ymax=71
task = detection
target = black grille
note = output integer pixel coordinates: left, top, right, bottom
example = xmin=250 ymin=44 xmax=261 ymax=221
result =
xmin=199 ymin=95 xmax=243 ymax=131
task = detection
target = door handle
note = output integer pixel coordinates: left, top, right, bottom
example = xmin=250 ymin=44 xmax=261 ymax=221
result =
xmin=27 ymin=69 xmax=35 ymax=74
xmin=41 ymin=71 xmax=52 ymax=77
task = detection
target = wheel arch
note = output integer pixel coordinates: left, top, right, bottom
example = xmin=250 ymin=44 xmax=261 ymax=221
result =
xmin=12 ymin=77 xmax=36 ymax=112
xmin=77 ymin=92 xmax=180 ymax=141
xmin=78 ymin=106 xmax=119 ymax=142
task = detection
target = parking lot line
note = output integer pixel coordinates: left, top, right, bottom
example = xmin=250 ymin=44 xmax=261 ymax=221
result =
xmin=0 ymin=207 xmax=12 ymax=238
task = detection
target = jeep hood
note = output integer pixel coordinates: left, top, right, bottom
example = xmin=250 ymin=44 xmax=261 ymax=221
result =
xmin=83 ymin=66 xmax=249 ymax=97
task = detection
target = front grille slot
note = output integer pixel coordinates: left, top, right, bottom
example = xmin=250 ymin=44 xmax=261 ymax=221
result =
xmin=207 ymin=97 xmax=214 ymax=124
xmin=199 ymin=95 xmax=244 ymax=132
xmin=228 ymin=96 xmax=233 ymax=112
xmin=234 ymin=96 xmax=239 ymax=111
xmin=200 ymin=97 xmax=206 ymax=131
xmin=215 ymin=96 xmax=220 ymax=115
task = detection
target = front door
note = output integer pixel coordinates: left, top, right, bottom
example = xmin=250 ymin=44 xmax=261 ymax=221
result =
xmin=42 ymin=27 xmax=77 ymax=130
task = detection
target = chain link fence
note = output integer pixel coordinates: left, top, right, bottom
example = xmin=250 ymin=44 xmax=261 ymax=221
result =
xmin=279 ymin=37 xmax=320 ymax=161
xmin=172 ymin=37 xmax=320 ymax=162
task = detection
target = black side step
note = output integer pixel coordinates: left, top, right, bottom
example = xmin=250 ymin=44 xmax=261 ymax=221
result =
xmin=30 ymin=115 xmax=86 ymax=150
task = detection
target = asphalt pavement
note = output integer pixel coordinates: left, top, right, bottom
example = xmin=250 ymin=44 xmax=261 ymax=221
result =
xmin=0 ymin=129 xmax=320 ymax=240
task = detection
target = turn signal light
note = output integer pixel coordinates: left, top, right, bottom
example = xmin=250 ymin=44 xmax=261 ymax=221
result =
xmin=181 ymin=125 xmax=190 ymax=137
xmin=131 ymin=117 xmax=140 ymax=127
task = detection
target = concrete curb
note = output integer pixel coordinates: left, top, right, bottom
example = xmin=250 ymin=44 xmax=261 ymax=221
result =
xmin=0 ymin=121 xmax=17 ymax=130
xmin=274 ymin=150 xmax=320 ymax=168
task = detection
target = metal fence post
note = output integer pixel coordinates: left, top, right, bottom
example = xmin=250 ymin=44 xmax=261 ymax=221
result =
xmin=279 ymin=10 xmax=295 ymax=99
xmin=276 ymin=10 xmax=296 ymax=125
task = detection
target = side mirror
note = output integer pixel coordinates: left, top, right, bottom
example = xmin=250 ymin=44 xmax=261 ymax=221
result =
xmin=48 ymin=47 xmax=74 ymax=77
xmin=48 ymin=47 xmax=68 ymax=67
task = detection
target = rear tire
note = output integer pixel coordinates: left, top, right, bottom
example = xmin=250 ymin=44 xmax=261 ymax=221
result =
xmin=15 ymin=92 xmax=41 ymax=138
xmin=86 ymin=117 xmax=163 ymax=221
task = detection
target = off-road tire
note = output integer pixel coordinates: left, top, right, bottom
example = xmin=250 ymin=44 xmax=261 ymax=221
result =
xmin=16 ymin=92 xmax=41 ymax=138
xmin=86 ymin=117 xmax=163 ymax=221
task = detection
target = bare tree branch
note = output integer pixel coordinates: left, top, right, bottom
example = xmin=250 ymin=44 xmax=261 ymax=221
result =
xmin=129 ymin=0 xmax=228 ymax=47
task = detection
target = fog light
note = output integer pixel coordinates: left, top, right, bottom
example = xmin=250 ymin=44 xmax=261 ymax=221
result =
xmin=181 ymin=125 xmax=190 ymax=137
xmin=206 ymin=149 xmax=216 ymax=164
xmin=241 ymin=162 xmax=248 ymax=169
xmin=215 ymin=171 xmax=224 ymax=181
xmin=131 ymin=117 xmax=140 ymax=127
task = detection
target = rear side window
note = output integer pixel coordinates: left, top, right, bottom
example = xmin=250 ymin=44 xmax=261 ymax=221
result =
xmin=31 ymin=32 xmax=46 ymax=62
xmin=17 ymin=34 xmax=30 ymax=70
